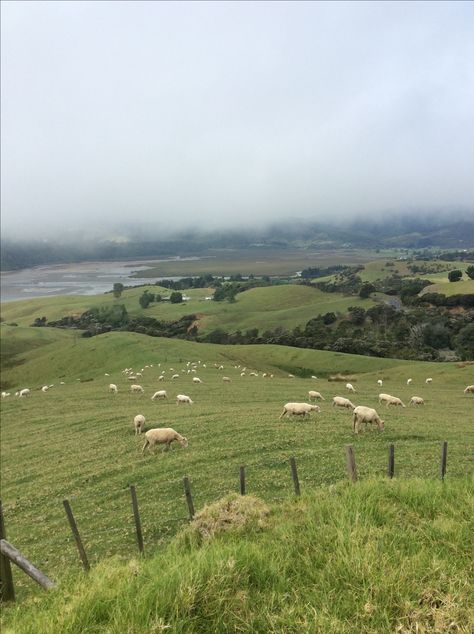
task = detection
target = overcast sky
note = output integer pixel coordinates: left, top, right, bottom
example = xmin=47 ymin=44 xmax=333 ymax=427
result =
xmin=1 ymin=0 xmax=473 ymax=238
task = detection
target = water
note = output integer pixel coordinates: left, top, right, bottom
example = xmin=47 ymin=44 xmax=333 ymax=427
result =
xmin=0 ymin=258 xmax=198 ymax=302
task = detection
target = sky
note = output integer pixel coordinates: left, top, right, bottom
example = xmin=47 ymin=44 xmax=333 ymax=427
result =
xmin=1 ymin=0 xmax=474 ymax=239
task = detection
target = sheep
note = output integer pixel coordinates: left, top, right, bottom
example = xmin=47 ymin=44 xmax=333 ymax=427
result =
xmin=109 ymin=383 xmax=118 ymax=394
xmin=142 ymin=428 xmax=188 ymax=453
xmin=353 ymin=406 xmax=385 ymax=433
xmin=279 ymin=403 xmax=320 ymax=419
xmin=407 ymin=378 xmax=413 ymax=386
xmin=409 ymin=396 xmax=425 ymax=406
xmin=240 ymin=372 xmax=246 ymax=377
xmin=192 ymin=377 xmax=203 ymax=384
xmin=346 ymin=383 xmax=356 ymax=393
xmin=425 ymin=378 xmax=433 ymax=384
xmin=308 ymin=390 xmax=325 ymax=401
xmin=1 ymin=392 xmax=10 ymax=398
xmin=19 ymin=388 xmax=31 ymax=398
xmin=104 ymin=373 xmax=110 ymax=377
xmin=332 ymin=396 xmax=356 ymax=410
xmin=249 ymin=372 xmax=258 ymax=377
xmin=133 ymin=414 xmax=146 ymax=435
xmin=130 ymin=384 xmax=144 ymax=394
xmin=176 ymin=394 xmax=194 ymax=405
xmin=377 ymin=379 xmax=383 ymax=387
xmin=311 ymin=375 xmax=318 ymax=380
xmin=171 ymin=374 xmax=180 ymax=380
xmin=41 ymin=385 xmax=49 ymax=393
xmin=288 ymin=374 xmax=295 ymax=379
xmin=222 ymin=377 xmax=231 ymax=383
xmin=379 ymin=393 xmax=405 ymax=408
xmin=464 ymin=385 xmax=474 ymax=394
xmin=158 ymin=375 xmax=165 ymax=381
xmin=128 ymin=375 xmax=138 ymax=381
xmin=151 ymin=390 xmax=168 ymax=400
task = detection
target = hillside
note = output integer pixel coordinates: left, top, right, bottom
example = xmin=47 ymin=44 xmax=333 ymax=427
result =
xmin=1 ymin=478 xmax=473 ymax=633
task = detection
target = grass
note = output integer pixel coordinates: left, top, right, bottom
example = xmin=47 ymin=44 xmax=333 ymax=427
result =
xmin=1 ymin=327 xmax=473 ymax=608
xmin=1 ymin=478 xmax=473 ymax=633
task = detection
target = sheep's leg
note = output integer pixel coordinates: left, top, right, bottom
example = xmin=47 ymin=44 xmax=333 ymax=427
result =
xmin=142 ymin=439 xmax=150 ymax=453
xmin=279 ymin=409 xmax=287 ymax=420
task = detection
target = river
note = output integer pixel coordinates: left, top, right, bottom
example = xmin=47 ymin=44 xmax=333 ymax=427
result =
xmin=0 ymin=258 xmax=198 ymax=303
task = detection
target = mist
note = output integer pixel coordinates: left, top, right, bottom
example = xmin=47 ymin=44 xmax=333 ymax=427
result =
xmin=1 ymin=0 xmax=474 ymax=240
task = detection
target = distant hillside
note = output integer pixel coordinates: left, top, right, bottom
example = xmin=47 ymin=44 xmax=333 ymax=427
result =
xmin=2 ymin=214 xmax=473 ymax=270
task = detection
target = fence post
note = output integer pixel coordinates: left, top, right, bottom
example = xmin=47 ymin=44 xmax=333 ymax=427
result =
xmin=0 ymin=540 xmax=55 ymax=590
xmin=63 ymin=499 xmax=90 ymax=571
xmin=183 ymin=477 xmax=195 ymax=520
xmin=345 ymin=445 xmax=357 ymax=482
xmin=387 ymin=444 xmax=395 ymax=479
xmin=129 ymin=486 xmax=144 ymax=555
xmin=0 ymin=501 xmax=15 ymax=602
xmin=239 ymin=466 xmax=246 ymax=496
xmin=440 ymin=441 xmax=448 ymax=481
xmin=289 ymin=457 xmax=301 ymax=496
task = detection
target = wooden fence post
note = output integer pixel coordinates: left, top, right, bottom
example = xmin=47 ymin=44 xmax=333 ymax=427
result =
xmin=129 ymin=486 xmax=144 ymax=555
xmin=239 ymin=466 xmax=246 ymax=496
xmin=440 ymin=441 xmax=448 ymax=481
xmin=0 ymin=540 xmax=55 ymax=590
xmin=289 ymin=457 xmax=301 ymax=496
xmin=0 ymin=501 xmax=15 ymax=602
xmin=183 ymin=477 xmax=195 ymax=520
xmin=63 ymin=499 xmax=90 ymax=571
xmin=345 ymin=445 xmax=357 ymax=482
xmin=387 ymin=444 xmax=395 ymax=479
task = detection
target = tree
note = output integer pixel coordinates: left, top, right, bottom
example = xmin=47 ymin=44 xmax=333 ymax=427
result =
xmin=448 ymin=270 xmax=462 ymax=282
xmin=139 ymin=291 xmax=154 ymax=309
xmin=113 ymin=282 xmax=124 ymax=298
xmin=348 ymin=306 xmax=366 ymax=325
xmin=359 ymin=282 xmax=375 ymax=299
xmin=170 ymin=291 xmax=183 ymax=304
xmin=454 ymin=323 xmax=474 ymax=360
xmin=466 ymin=265 xmax=474 ymax=280
xmin=322 ymin=312 xmax=337 ymax=325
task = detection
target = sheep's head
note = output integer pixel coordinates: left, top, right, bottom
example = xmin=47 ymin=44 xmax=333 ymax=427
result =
xmin=378 ymin=419 xmax=385 ymax=430
xmin=310 ymin=405 xmax=320 ymax=412
xmin=179 ymin=436 xmax=188 ymax=448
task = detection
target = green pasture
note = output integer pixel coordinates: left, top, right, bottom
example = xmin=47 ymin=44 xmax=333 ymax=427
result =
xmin=1 ymin=328 xmax=473 ymax=604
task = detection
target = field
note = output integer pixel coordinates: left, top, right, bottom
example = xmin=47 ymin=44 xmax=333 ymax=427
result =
xmin=1 ymin=325 xmax=473 ymax=608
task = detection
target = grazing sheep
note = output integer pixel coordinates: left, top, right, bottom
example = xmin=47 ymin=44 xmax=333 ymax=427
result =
xmin=1 ymin=392 xmax=10 ymax=398
xmin=279 ymin=403 xmax=320 ymax=419
xmin=109 ymin=384 xmax=118 ymax=394
xmin=353 ymin=406 xmax=385 ymax=433
xmin=464 ymin=385 xmax=474 ymax=394
xmin=425 ymin=378 xmax=433 ymax=384
xmin=142 ymin=428 xmax=188 ymax=453
xmin=19 ymin=388 xmax=31 ymax=398
xmin=288 ymin=374 xmax=295 ymax=379
xmin=130 ymin=384 xmax=144 ymax=394
xmin=379 ymin=393 xmax=406 ymax=408
xmin=60 ymin=381 xmax=65 ymax=385
xmin=240 ymin=372 xmax=246 ymax=377
xmin=133 ymin=414 xmax=146 ymax=435
xmin=332 ymin=396 xmax=356 ymax=410
xmin=311 ymin=375 xmax=318 ymax=380
xmin=158 ymin=375 xmax=165 ymax=381
xmin=151 ymin=390 xmax=168 ymax=400
xmin=407 ymin=378 xmax=413 ymax=386
xmin=41 ymin=385 xmax=49 ymax=393
xmin=128 ymin=375 xmax=138 ymax=381
xmin=409 ymin=396 xmax=425 ymax=406
xmin=176 ymin=394 xmax=194 ymax=405
xmin=171 ymin=374 xmax=180 ymax=380
xmin=346 ymin=383 xmax=356 ymax=393
xmin=192 ymin=377 xmax=203 ymax=384
xmin=104 ymin=373 xmax=110 ymax=377
xmin=308 ymin=390 xmax=325 ymax=401
xmin=377 ymin=379 xmax=383 ymax=387
xmin=222 ymin=376 xmax=231 ymax=383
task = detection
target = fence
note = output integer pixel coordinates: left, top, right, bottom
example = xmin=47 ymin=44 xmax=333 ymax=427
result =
xmin=0 ymin=440 xmax=449 ymax=602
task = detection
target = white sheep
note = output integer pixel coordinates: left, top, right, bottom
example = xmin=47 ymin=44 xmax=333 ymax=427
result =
xmin=425 ymin=378 xmax=433 ymax=384
xmin=279 ymin=403 xmax=320 ymax=419
xmin=130 ymin=384 xmax=144 ymax=394
xmin=240 ymin=372 xmax=246 ymax=377
xmin=222 ymin=377 xmax=231 ymax=383
xmin=288 ymin=374 xmax=295 ymax=379
xmin=128 ymin=375 xmax=137 ymax=381
xmin=158 ymin=375 xmax=165 ymax=381
xmin=407 ymin=378 xmax=413 ymax=386
xmin=377 ymin=379 xmax=383 ymax=387
xmin=109 ymin=384 xmax=118 ymax=394
xmin=332 ymin=396 xmax=356 ymax=410
xmin=353 ymin=406 xmax=385 ymax=433
xmin=142 ymin=428 xmax=188 ymax=453
xmin=249 ymin=372 xmax=258 ymax=377
xmin=311 ymin=375 xmax=318 ymax=380
xmin=379 ymin=393 xmax=405 ymax=408
xmin=346 ymin=383 xmax=356 ymax=393
xmin=104 ymin=373 xmax=110 ymax=377
xmin=409 ymin=396 xmax=425 ymax=406
xmin=41 ymin=385 xmax=49 ymax=393
xmin=133 ymin=414 xmax=146 ymax=435
xmin=192 ymin=377 xmax=203 ymax=384
xmin=464 ymin=385 xmax=474 ymax=394
xmin=308 ymin=390 xmax=325 ymax=401
xmin=171 ymin=374 xmax=180 ymax=380
xmin=151 ymin=390 xmax=168 ymax=400
xmin=1 ymin=392 xmax=10 ymax=398
xmin=19 ymin=388 xmax=31 ymax=398
xmin=176 ymin=394 xmax=193 ymax=405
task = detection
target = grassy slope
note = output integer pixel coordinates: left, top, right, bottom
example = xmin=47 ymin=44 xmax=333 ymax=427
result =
xmin=1 ymin=327 xmax=473 ymax=605
xmin=0 ymin=284 xmax=375 ymax=334
xmin=2 ymin=478 xmax=473 ymax=634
